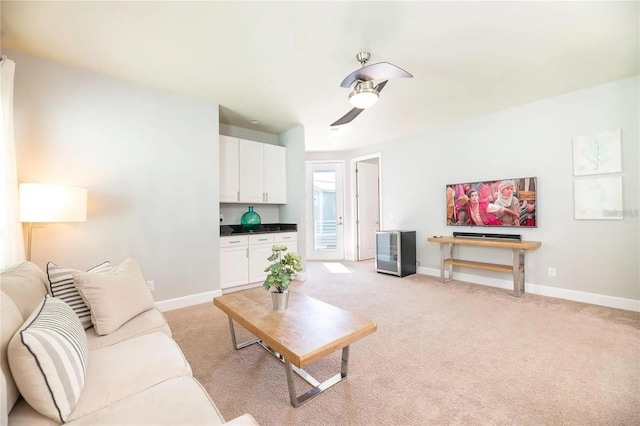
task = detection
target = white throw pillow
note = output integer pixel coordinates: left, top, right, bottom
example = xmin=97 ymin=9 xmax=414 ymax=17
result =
xmin=73 ymin=256 xmax=155 ymax=336
xmin=8 ymin=296 xmax=89 ymax=422
xmin=46 ymin=261 xmax=112 ymax=329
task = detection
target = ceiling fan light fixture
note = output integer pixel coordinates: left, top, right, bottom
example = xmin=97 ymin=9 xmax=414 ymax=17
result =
xmin=349 ymin=81 xmax=379 ymax=109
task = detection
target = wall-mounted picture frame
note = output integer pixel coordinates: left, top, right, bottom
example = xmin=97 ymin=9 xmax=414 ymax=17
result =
xmin=574 ymin=176 xmax=623 ymax=220
xmin=572 ymin=129 xmax=621 ymax=176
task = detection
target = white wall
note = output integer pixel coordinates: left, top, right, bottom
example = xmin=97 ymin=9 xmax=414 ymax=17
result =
xmin=315 ymin=76 xmax=640 ymax=305
xmin=219 ymin=123 xmax=279 ymax=145
xmin=11 ymin=50 xmax=221 ymax=301
xmin=279 ymin=126 xmax=307 ymax=271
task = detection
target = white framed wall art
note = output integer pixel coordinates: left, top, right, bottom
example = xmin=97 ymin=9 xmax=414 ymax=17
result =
xmin=574 ymin=176 xmax=623 ymax=220
xmin=572 ymin=129 xmax=622 ymax=176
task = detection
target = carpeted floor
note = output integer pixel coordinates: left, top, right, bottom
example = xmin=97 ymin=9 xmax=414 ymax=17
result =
xmin=164 ymin=260 xmax=640 ymax=425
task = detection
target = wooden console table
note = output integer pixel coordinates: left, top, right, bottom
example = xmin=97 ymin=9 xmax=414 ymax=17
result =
xmin=427 ymin=236 xmax=542 ymax=297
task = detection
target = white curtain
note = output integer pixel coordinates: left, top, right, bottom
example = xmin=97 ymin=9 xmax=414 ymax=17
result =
xmin=0 ymin=56 xmax=25 ymax=267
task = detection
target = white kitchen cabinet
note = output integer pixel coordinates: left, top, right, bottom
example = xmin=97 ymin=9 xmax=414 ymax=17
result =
xmin=263 ymin=144 xmax=287 ymax=203
xmin=220 ymin=232 xmax=297 ymax=291
xmin=219 ymin=135 xmax=287 ymax=204
xmin=219 ymin=135 xmax=240 ymax=202
xmin=275 ymin=232 xmax=298 ymax=254
xmin=239 ymin=139 xmax=287 ymax=204
xmin=219 ymin=236 xmax=249 ymax=289
xmin=238 ymin=139 xmax=266 ymax=203
xmin=248 ymin=234 xmax=275 ymax=283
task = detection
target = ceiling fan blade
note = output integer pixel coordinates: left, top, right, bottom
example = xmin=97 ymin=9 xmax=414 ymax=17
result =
xmin=375 ymin=80 xmax=389 ymax=93
xmin=331 ymin=108 xmax=364 ymax=127
xmin=340 ymin=62 xmax=412 ymax=88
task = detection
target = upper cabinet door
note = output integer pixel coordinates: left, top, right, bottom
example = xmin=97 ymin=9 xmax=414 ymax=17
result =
xmin=220 ymin=135 xmax=288 ymax=204
xmin=238 ymin=139 xmax=265 ymax=203
xmin=219 ymin=135 xmax=239 ymax=202
xmin=264 ymin=144 xmax=287 ymax=204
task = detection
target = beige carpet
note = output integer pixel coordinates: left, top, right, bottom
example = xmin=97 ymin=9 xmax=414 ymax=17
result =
xmin=164 ymin=260 xmax=640 ymax=425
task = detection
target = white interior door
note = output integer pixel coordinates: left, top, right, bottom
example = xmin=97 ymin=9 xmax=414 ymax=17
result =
xmin=306 ymin=162 xmax=344 ymax=260
xmin=356 ymin=161 xmax=380 ymax=260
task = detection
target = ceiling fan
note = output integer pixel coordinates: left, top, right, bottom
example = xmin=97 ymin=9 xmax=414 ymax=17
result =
xmin=331 ymin=51 xmax=413 ymax=127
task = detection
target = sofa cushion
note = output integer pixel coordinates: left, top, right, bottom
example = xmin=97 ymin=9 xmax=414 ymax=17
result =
xmin=46 ymin=261 xmax=112 ymax=329
xmin=5 ymin=397 xmax=59 ymax=426
xmin=66 ymin=376 xmax=227 ymax=425
xmin=73 ymin=257 xmax=154 ymax=336
xmin=66 ymin=332 xmax=192 ymax=422
xmin=1 ymin=262 xmax=50 ymax=417
xmin=1 ymin=293 xmax=24 ymax=414
xmin=85 ymin=307 xmax=171 ymax=351
xmin=8 ymin=296 xmax=89 ymax=423
xmin=0 ymin=262 xmax=49 ymax=320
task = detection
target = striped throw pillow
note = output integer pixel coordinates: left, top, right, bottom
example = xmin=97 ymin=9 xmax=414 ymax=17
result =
xmin=46 ymin=261 xmax=112 ymax=329
xmin=8 ymin=296 xmax=89 ymax=422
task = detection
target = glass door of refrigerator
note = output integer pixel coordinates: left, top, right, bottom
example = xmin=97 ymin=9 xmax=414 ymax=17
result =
xmin=376 ymin=232 xmax=398 ymax=273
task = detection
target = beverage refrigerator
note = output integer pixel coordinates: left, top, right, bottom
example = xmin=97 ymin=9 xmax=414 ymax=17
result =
xmin=375 ymin=230 xmax=416 ymax=277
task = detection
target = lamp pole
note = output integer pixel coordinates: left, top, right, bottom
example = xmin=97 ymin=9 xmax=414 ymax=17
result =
xmin=26 ymin=222 xmax=33 ymax=261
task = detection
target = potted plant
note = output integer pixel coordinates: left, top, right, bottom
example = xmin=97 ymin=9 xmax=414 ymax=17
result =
xmin=263 ymin=245 xmax=302 ymax=310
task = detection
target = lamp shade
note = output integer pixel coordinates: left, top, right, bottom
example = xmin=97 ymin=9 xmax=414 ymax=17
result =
xmin=19 ymin=184 xmax=87 ymax=223
xmin=349 ymin=80 xmax=379 ymax=109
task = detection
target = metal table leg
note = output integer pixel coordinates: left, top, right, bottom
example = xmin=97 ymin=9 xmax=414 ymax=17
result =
xmin=226 ymin=316 xmax=351 ymax=407
xmin=285 ymin=346 xmax=350 ymax=407
xmin=227 ymin=317 xmax=259 ymax=349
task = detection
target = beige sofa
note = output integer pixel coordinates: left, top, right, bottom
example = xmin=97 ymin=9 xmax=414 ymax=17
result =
xmin=1 ymin=261 xmax=258 ymax=425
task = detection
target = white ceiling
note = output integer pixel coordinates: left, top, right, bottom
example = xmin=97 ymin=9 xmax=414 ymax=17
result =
xmin=2 ymin=1 xmax=638 ymax=152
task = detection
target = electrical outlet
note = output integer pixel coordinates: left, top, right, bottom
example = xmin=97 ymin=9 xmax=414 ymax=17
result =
xmin=548 ymin=267 xmax=556 ymax=277
xmin=146 ymin=280 xmax=155 ymax=291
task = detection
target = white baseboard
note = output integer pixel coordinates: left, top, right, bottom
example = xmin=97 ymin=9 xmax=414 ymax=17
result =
xmin=417 ymin=267 xmax=640 ymax=312
xmin=155 ymin=290 xmax=221 ymax=312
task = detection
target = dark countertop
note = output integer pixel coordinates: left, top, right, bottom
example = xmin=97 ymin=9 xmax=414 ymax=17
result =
xmin=220 ymin=223 xmax=297 ymax=236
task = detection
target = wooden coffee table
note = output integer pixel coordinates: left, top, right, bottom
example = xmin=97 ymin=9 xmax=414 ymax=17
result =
xmin=213 ymin=288 xmax=377 ymax=407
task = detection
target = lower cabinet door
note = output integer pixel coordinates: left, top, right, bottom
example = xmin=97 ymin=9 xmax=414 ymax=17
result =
xmin=281 ymin=242 xmax=297 ymax=255
xmin=220 ymin=246 xmax=249 ymax=289
xmin=275 ymin=232 xmax=298 ymax=257
xmin=249 ymin=243 xmax=274 ymax=283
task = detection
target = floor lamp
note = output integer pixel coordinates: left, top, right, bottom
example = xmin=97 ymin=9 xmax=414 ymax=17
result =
xmin=19 ymin=183 xmax=88 ymax=261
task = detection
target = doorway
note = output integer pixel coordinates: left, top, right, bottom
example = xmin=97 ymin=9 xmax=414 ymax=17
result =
xmin=354 ymin=156 xmax=381 ymax=261
xmin=306 ymin=162 xmax=345 ymax=260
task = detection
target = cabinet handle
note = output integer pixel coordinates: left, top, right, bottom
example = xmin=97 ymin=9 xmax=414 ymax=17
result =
xmin=229 ymin=240 xmax=242 ymax=244
xmin=282 ymin=237 xmax=291 ymax=240
xmin=237 ymin=191 xmax=239 ymax=201
xmin=258 ymin=238 xmax=268 ymax=241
